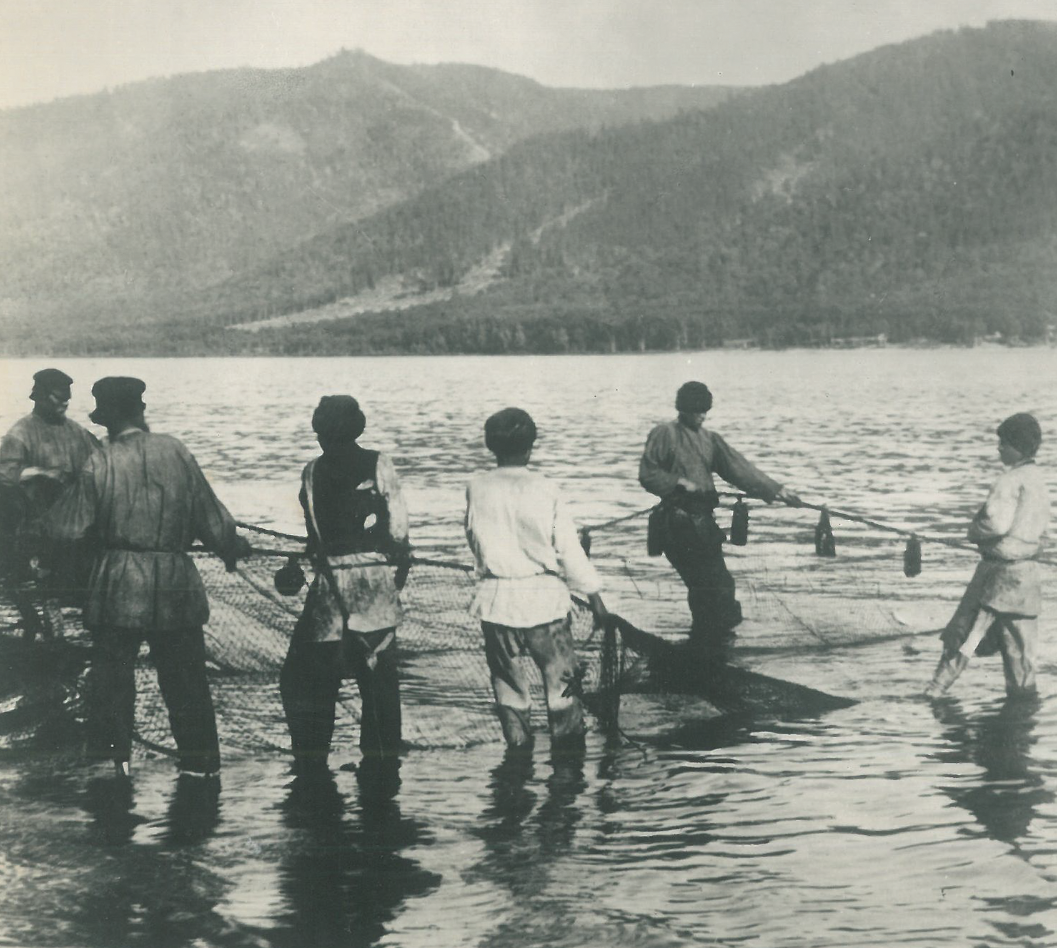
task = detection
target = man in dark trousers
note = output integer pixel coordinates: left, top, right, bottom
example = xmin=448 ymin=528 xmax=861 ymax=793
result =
xmin=280 ymin=395 xmax=411 ymax=776
xmin=639 ymin=381 xmax=801 ymax=649
xmin=44 ymin=377 xmax=248 ymax=779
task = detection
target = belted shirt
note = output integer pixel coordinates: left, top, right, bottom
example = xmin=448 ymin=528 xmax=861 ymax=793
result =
xmin=465 ymin=466 xmax=601 ymax=628
xmin=43 ymin=428 xmax=239 ymax=630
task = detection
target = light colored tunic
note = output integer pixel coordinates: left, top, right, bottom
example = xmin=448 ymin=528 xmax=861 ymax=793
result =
xmin=0 ymin=412 xmax=98 ymax=494
xmin=301 ymin=452 xmax=408 ymax=640
xmin=465 ymin=466 xmax=601 ymax=628
xmin=639 ymin=420 xmax=781 ymax=500
xmin=43 ymin=428 xmax=239 ymax=631
xmin=960 ymin=459 xmax=1051 ymax=616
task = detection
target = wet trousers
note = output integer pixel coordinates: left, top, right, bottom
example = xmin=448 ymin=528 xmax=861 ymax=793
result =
xmin=482 ymin=615 xmax=584 ymax=749
xmin=929 ymin=606 xmax=1037 ymax=696
xmin=280 ymin=627 xmax=401 ymax=765
xmin=88 ymin=624 xmax=220 ymax=773
xmin=661 ymin=507 xmax=742 ymax=644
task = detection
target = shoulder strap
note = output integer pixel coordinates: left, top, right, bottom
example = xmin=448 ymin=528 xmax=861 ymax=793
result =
xmin=303 ymin=458 xmax=350 ymax=631
xmin=302 ymin=458 xmax=322 ymax=546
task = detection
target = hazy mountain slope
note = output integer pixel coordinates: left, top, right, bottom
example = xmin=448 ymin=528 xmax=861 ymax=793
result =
xmin=195 ymin=19 xmax=1057 ymax=351
xmin=0 ymin=49 xmax=736 ymax=322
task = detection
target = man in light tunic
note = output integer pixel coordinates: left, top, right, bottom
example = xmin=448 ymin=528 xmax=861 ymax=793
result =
xmin=44 ymin=377 xmax=248 ymax=778
xmin=639 ymin=381 xmax=801 ymax=649
xmin=926 ymin=412 xmax=1051 ymax=697
xmin=465 ymin=407 xmax=607 ymax=751
xmin=280 ymin=395 xmax=411 ymax=774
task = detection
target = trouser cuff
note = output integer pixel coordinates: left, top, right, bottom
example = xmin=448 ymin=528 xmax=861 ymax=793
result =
xmin=926 ymin=652 xmax=969 ymax=696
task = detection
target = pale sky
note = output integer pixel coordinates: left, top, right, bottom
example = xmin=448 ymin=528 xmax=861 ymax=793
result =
xmin=2 ymin=0 xmax=1056 ymax=111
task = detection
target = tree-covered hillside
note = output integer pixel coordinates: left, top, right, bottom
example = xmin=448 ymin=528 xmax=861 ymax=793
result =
xmin=0 ymin=50 xmax=735 ymax=327
xmin=6 ymin=21 xmax=1057 ymax=355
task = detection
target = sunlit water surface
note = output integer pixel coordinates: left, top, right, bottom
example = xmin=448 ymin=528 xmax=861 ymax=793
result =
xmin=1 ymin=349 xmax=1057 ymax=947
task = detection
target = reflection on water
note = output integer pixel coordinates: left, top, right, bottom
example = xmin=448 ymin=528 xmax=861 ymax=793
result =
xmin=468 ymin=750 xmax=591 ymax=946
xmin=74 ymin=776 xmax=232 ymax=948
xmin=163 ymin=773 xmax=222 ymax=846
xmin=1 ymin=350 xmax=1057 ymax=946
xmin=931 ymin=694 xmax=1054 ymax=848
xmin=276 ymin=760 xmax=441 ymax=947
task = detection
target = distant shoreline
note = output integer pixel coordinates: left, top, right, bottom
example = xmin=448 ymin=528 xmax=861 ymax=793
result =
xmin=2 ymin=341 xmax=1054 ymax=361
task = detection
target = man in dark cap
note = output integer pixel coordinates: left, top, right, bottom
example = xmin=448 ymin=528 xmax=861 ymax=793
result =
xmin=0 ymin=368 xmax=99 ymax=627
xmin=465 ymin=407 xmax=607 ymax=752
xmin=927 ymin=412 xmax=1050 ymax=697
xmin=44 ymin=376 xmax=249 ymax=779
xmin=640 ymin=381 xmax=801 ymax=649
xmin=280 ymin=395 xmax=411 ymax=776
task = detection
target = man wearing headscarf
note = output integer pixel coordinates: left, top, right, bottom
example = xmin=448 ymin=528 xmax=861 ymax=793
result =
xmin=280 ymin=395 xmax=411 ymax=775
xmin=44 ymin=377 xmax=249 ymax=778
xmin=927 ymin=412 xmax=1051 ymax=697
xmin=639 ymin=381 xmax=801 ymax=649
xmin=0 ymin=369 xmax=99 ymax=624
xmin=465 ymin=407 xmax=607 ymax=752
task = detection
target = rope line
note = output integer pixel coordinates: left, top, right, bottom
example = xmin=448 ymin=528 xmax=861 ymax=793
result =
xmin=235 ymin=521 xmax=307 ymax=543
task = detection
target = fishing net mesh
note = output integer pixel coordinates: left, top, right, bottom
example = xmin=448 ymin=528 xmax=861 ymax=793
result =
xmin=1 ymin=501 xmax=978 ymax=755
xmin=174 ymin=551 xmax=608 ymax=752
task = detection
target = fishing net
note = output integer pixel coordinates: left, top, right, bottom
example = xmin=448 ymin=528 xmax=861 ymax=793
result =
xmin=0 ymin=544 xmax=607 ymax=753
xmin=579 ymin=499 xmax=968 ymax=654
xmin=169 ymin=549 xmax=608 ymax=752
xmin=0 ymin=498 xmax=992 ymax=755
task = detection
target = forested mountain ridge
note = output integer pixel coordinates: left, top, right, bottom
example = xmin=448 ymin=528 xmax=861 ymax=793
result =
xmin=0 ymin=49 xmax=736 ymax=326
xmin=172 ymin=19 xmax=1057 ymax=354
xmin=7 ymin=21 xmax=1057 ymax=356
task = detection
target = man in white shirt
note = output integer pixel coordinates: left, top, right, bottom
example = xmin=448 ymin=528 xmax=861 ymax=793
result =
xmin=465 ymin=408 xmax=606 ymax=751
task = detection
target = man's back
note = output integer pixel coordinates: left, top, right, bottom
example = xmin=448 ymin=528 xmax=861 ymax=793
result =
xmin=46 ymin=428 xmax=237 ymax=631
xmin=465 ymin=467 xmax=561 ymax=578
xmin=639 ymin=420 xmax=779 ymax=501
xmin=86 ymin=430 xmax=232 ymax=553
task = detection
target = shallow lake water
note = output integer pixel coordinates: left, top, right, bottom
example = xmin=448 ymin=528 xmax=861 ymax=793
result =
xmin=1 ymin=348 xmax=1057 ymax=947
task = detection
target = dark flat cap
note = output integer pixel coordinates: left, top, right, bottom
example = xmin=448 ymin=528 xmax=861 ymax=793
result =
xmin=30 ymin=368 xmax=73 ymax=398
xmin=89 ymin=376 xmax=146 ymax=424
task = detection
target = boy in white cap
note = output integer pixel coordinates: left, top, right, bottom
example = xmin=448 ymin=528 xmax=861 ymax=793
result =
xmin=927 ymin=412 xmax=1051 ymax=697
